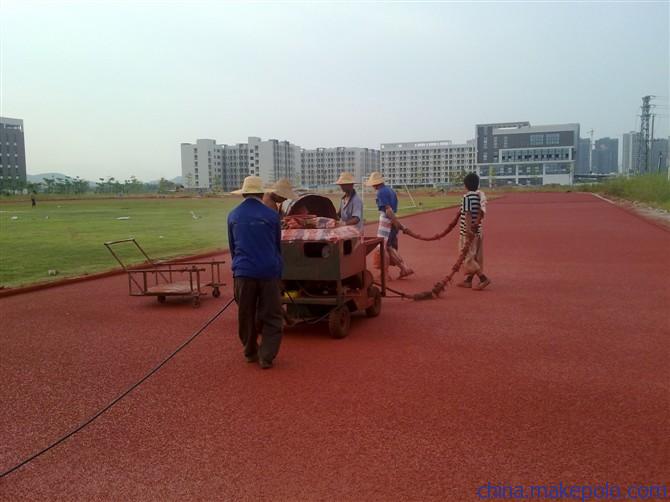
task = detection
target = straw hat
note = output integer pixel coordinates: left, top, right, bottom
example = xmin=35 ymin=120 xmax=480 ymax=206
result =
xmin=335 ymin=172 xmax=356 ymax=185
xmin=365 ymin=171 xmax=385 ymax=186
xmin=269 ymin=178 xmax=298 ymax=200
xmin=231 ymin=176 xmax=266 ymax=195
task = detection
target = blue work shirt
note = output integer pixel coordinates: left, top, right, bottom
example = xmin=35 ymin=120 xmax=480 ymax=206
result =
xmin=376 ymin=185 xmax=398 ymax=213
xmin=227 ymin=197 xmax=282 ymax=279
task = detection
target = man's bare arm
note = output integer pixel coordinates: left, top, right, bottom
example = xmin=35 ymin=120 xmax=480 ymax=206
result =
xmin=384 ymin=206 xmax=405 ymax=230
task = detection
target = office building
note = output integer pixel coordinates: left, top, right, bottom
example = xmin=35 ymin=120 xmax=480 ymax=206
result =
xmin=379 ymin=140 xmax=475 ymax=188
xmin=592 ymin=137 xmax=619 ymax=174
xmin=621 ymin=132 xmax=639 ymax=174
xmin=650 ymin=138 xmax=669 ymax=172
xmin=300 ymin=147 xmax=380 ymax=188
xmin=475 ymin=122 xmax=579 ymax=186
xmin=180 ymin=137 xmax=301 ymax=191
xmin=0 ymin=117 xmax=27 ymax=185
xmin=577 ymin=138 xmax=591 ymax=174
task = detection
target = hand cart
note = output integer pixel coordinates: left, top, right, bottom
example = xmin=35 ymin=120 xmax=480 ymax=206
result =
xmin=104 ymin=238 xmax=225 ymax=307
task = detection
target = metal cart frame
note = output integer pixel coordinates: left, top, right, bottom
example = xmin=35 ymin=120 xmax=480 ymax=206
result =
xmin=104 ymin=238 xmax=225 ymax=307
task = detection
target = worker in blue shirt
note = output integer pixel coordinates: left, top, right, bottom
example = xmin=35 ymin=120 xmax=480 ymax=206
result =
xmin=228 ymin=176 xmax=283 ymax=369
xmin=365 ymin=172 xmax=414 ymax=280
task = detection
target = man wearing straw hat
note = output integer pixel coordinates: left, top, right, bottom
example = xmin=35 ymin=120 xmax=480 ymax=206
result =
xmin=263 ymin=178 xmax=298 ymax=215
xmin=365 ymin=171 xmax=414 ymax=279
xmin=227 ymin=176 xmax=283 ymax=369
xmin=335 ymin=171 xmax=364 ymax=233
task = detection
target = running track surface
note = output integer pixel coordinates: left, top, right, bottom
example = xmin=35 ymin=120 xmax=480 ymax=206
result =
xmin=1 ymin=193 xmax=668 ymax=501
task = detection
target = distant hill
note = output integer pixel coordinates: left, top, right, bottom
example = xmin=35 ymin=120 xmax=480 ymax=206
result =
xmin=27 ymin=172 xmax=76 ymax=183
xmin=147 ymin=176 xmax=183 ymax=185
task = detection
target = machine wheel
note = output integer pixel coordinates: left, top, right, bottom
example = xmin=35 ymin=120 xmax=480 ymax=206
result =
xmin=192 ymin=296 xmax=201 ymax=308
xmin=363 ymin=270 xmax=374 ymax=290
xmin=157 ymin=296 xmax=166 ymax=304
xmin=365 ymin=286 xmax=382 ymax=318
xmin=212 ymin=287 xmax=221 ymax=298
xmin=328 ymin=306 xmax=351 ymax=339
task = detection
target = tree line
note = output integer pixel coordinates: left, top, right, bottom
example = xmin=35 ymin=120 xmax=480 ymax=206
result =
xmin=0 ymin=176 xmax=182 ymax=195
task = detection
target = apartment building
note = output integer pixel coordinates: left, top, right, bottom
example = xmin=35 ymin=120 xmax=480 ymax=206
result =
xmin=0 ymin=117 xmax=27 ymax=185
xmin=379 ymin=140 xmax=475 ymax=188
xmin=180 ymin=137 xmax=301 ymax=191
xmin=300 ymin=147 xmax=380 ymax=188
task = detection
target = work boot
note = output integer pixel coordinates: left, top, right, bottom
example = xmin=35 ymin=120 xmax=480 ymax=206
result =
xmin=474 ymin=278 xmax=491 ymax=291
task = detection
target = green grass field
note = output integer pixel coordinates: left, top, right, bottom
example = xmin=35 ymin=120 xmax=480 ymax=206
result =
xmin=0 ymin=193 xmax=461 ymax=287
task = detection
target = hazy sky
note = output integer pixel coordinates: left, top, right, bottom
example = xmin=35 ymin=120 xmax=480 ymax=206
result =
xmin=1 ymin=0 xmax=668 ymax=181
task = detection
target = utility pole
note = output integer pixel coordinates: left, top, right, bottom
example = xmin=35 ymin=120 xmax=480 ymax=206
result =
xmin=636 ymin=95 xmax=656 ymax=174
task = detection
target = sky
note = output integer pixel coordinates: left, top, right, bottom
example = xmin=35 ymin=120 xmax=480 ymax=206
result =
xmin=1 ymin=0 xmax=668 ymax=181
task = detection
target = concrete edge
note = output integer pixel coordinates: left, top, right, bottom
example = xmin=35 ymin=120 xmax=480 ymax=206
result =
xmin=0 ymin=248 xmax=230 ymax=299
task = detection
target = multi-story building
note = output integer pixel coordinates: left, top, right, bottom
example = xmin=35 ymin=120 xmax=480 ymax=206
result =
xmin=300 ymin=147 xmax=380 ymax=188
xmin=623 ymin=132 xmax=669 ymax=174
xmin=577 ymin=138 xmax=591 ymax=174
xmin=650 ymin=138 xmax=669 ymax=172
xmin=475 ymin=122 xmax=579 ymax=186
xmin=592 ymin=137 xmax=619 ymax=174
xmin=180 ymin=139 xmax=222 ymax=190
xmin=180 ymin=137 xmax=301 ymax=191
xmin=379 ymin=140 xmax=475 ymax=188
xmin=621 ymin=132 xmax=639 ymax=174
xmin=0 ymin=117 xmax=27 ymax=186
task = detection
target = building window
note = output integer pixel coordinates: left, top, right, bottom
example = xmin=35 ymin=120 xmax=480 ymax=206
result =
xmin=530 ymin=135 xmax=544 ymax=146
xmin=546 ymin=133 xmax=560 ymax=145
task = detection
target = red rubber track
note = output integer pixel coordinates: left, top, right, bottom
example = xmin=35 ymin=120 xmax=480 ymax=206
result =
xmin=1 ymin=193 xmax=668 ymax=500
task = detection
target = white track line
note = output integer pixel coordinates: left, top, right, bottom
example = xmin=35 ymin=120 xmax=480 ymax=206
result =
xmin=591 ymin=193 xmax=616 ymax=205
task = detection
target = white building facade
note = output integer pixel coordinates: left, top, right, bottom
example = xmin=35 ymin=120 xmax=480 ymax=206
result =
xmin=475 ymin=122 xmax=579 ymax=186
xmin=180 ymin=137 xmax=301 ymax=191
xmin=300 ymin=147 xmax=380 ymax=188
xmin=379 ymin=140 xmax=475 ymax=188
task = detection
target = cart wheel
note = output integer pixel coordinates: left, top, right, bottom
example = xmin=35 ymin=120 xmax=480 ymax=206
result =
xmin=192 ymin=296 xmax=201 ymax=308
xmin=157 ymin=296 xmax=166 ymax=304
xmin=328 ymin=306 xmax=351 ymax=339
xmin=363 ymin=270 xmax=374 ymax=289
xmin=212 ymin=287 xmax=221 ymax=298
xmin=365 ymin=286 xmax=382 ymax=318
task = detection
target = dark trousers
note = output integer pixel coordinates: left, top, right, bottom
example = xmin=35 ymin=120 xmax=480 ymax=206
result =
xmin=233 ymin=277 xmax=283 ymax=363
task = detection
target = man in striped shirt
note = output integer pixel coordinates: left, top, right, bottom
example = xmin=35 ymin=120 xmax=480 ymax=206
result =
xmin=458 ymin=173 xmax=491 ymax=290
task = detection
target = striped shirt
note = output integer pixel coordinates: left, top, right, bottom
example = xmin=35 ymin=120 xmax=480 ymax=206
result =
xmin=460 ymin=191 xmax=483 ymax=236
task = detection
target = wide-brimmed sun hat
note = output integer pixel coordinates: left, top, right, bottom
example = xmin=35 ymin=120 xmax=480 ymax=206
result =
xmin=365 ymin=171 xmax=385 ymax=186
xmin=269 ymin=178 xmax=298 ymax=200
xmin=231 ymin=176 xmax=266 ymax=195
xmin=335 ymin=172 xmax=356 ymax=185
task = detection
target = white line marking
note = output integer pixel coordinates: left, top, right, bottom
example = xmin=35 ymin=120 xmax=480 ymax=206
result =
xmin=591 ymin=193 xmax=616 ymax=205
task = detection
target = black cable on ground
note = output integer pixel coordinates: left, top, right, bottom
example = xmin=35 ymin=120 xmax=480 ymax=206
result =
xmin=0 ymin=297 xmax=235 ymax=479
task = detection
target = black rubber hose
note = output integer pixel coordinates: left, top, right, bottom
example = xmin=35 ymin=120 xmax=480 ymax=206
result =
xmin=0 ymin=297 xmax=235 ymax=479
